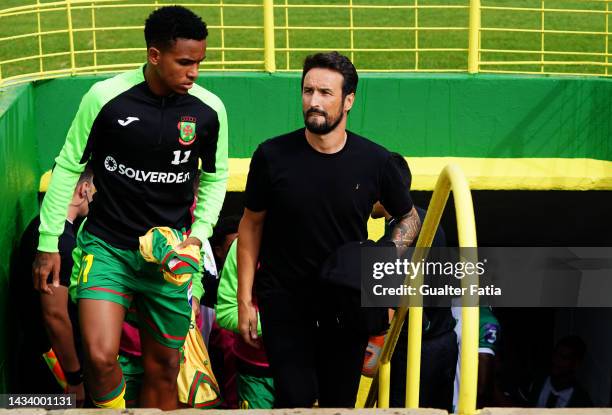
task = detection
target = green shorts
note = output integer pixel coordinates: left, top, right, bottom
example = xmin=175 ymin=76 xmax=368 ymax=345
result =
xmin=117 ymin=354 xmax=143 ymax=408
xmin=237 ymin=372 xmax=275 ymax=409
xmin=75 ymin=229 xmax=192 ymax=349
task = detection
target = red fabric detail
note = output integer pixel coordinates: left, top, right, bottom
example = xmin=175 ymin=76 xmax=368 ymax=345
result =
xmin=141 ymin=314 xmax=186 ymax=341
xmin=188 ymin=371 xmax=202 ymax=405
xmin=86 ymin=286 xmax=132 ymax=300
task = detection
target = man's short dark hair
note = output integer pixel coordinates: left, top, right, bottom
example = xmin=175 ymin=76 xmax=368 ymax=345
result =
xmin=210 ymin=215 xmax=241 ymax=248
xmin=301 ymin=51 xmax=358 ymax=97
xmin=144 ymin=6 xmax=208 ymax=50
xmin=78 ymin=163 xmax=94 ymax=185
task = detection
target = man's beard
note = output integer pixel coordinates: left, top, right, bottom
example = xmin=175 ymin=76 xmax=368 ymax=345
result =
xmin=303 ymin=106 xmax=344 ymax=135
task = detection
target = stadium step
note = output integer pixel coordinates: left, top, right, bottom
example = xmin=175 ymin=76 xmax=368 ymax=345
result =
xmin=2 ymin=408 xmax=612 ymax=415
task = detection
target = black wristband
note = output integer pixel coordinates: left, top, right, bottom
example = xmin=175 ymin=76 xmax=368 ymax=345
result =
xmin=64 ymin=369 xmax=83 ymax=386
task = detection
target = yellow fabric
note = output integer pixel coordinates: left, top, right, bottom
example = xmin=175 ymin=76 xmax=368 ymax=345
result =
xmin=139 ymin=226 xmax=201 ymax=286
xmin=39 ymin=170 xmax=52 ymax=192
xmin=139 ymin=226 xmax=185 ymax=263
xmin=138 ymin=228 xmax=157 ymax=264
xmin=178 ymin=311 xmax=221 ymax=408
xmin=93 ymin=384 xmax=126 ymax=409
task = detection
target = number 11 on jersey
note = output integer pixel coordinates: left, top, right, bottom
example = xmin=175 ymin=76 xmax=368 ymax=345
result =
xmin=171 ymin=150 xmax=191 ymax=165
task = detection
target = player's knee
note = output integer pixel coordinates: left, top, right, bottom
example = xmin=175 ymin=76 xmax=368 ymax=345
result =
xmin=143 ymin=351 xmax=180 ymax=382
xmin=85 ymin=349 xmax=118 ymax=377
xmin=41 ymin=308 xmax=70 ymax=328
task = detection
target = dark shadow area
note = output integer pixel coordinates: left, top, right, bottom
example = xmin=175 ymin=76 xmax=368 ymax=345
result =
xmin=219 ymin=190 xmax=612 ymax=406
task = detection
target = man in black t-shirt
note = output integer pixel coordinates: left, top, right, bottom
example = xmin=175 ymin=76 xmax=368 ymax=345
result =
xmin=237 ymin=52 xmax=421 ymax=408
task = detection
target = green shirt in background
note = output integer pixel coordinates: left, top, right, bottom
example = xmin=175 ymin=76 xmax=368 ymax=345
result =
xmin=215 ymin=239 xmax=262 ymax=336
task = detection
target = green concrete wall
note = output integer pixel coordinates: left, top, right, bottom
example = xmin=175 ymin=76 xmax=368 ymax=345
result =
xmin=32 ymin=72 xmax=612 ymax=171
xmin=0 ymin=84 xmax=39 ymax=392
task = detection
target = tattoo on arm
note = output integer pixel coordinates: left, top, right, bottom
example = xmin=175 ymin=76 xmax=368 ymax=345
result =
xmin=390 ymin=207 xmax=421 ymax=255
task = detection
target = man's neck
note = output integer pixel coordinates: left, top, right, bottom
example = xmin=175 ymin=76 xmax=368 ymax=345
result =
xmin=66 ymin=206 xmax=78 ymax=223
xmin=143 ymin=63 xmax=171 ymax=97
xmin=304 ymin=127 xmax=347 ymax=154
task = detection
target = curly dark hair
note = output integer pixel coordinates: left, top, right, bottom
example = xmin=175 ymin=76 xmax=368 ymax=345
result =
xmin=144 ymin=6 xmax=208 ymax=50
xmin=301 ymin=51 xmax=358 ymax=98
xmin=210 ymin=215 xmax=241 ymax=248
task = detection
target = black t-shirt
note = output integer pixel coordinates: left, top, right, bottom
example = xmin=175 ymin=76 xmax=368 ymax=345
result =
xmin=245 ymin=128 xmax=413 ymax=296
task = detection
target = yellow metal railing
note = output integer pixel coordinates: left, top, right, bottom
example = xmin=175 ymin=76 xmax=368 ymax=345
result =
xmin=479 ymin=0 xmax=611 ymax=76
xmin=364 ymin=163 xmax=480 ymax=415
xmin=1 ymin=0 xmax=611 ymax=87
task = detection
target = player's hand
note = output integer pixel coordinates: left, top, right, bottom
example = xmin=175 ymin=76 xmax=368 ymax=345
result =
xmin=67 ymin=382 xmax=85 ymax=407
xmin=32 ymin=251 xmax=61 ymax=294
xmin=238 ymin=299 xmax=260 ymax=349
xmin=176 ymin=236 xmax=202 ymax=251
xmin=192 ymin=297 xmax=201 ymax=317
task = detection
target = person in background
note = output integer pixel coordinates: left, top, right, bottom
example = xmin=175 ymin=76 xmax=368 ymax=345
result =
xmin=522 ymin=335 xmax=592 ymax=408
xmin=208 ymin=215 xmax=241 ymax=408
xmin=216 ymin=236 xmax=274 ymax=409
xmin=452 ymin=304 xmax=501 ymax=410
xmin=10 ymin=167 xmax=94 ymax=406
xmin=210 ymin=215 xmax=240 ymax=271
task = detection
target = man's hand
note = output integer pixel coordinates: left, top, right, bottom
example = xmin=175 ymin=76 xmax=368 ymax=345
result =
xmin=192 ymin=297 xmax=201 ymax=318
xmin=32 ymin=252 xmax=61 ymax=294
xmin=238 ymin=299 xmax=260 ymax=349
xmin=176 ymin=236 xmax=202 ymax=251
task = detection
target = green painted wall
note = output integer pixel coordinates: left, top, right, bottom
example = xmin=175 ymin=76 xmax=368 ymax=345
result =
xmin=0 ymin=84 xmax=39 ymax=392
xmin=33 ymin=72 xmax=612 ymax=171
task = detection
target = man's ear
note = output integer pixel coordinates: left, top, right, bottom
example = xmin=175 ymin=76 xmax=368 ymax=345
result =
xmin=344 ymin=92 xmax=355 ymax=113
xmin=84 ymin=181 xmax=93 ymax=197
xmin=76 ymin=181 xmax=88 ymax=200
xmin=147 ymin=46 xmax=161 ymax=65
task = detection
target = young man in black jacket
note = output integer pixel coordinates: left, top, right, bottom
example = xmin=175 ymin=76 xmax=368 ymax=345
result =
xmin=32 ymin=6 xmax=228 ymax=409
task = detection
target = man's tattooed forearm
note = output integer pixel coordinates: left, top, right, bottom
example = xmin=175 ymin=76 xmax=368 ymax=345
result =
xmin=391 ymin=208 xmax=421 ymax=254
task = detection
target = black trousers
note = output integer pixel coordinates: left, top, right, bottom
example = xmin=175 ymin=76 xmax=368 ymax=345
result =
xmin=390 ymin=328 xmax=458 ymax=411
xmin=259 ymin=292 xmax=369 ymax=408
